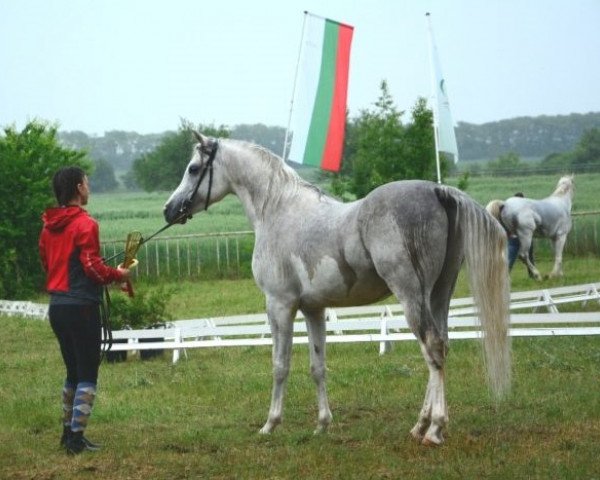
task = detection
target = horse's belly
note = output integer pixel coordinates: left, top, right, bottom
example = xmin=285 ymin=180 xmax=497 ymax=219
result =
xmin=290 ymin=254 xmax=389 ymax=308
xmin=331 ymin=276 xmax=391 ymax=307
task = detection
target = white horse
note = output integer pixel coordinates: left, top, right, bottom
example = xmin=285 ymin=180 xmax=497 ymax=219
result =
xmin=164 ymin=133 xmax=511 ymax=446
xmin=486 ymin=175 xmax=574 ymax=280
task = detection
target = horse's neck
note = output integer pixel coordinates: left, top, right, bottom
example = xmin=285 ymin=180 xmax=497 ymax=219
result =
xmin=549 ymin=191 xmax=573 ymax=212
xmin=223 ymin=143 xmax=319 ymax=228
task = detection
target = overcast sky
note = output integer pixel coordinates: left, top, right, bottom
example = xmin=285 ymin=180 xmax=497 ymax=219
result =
xmin=1 ymin=0 xmax=599 ymax=135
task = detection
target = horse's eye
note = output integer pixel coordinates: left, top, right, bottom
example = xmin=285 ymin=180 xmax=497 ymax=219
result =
xmin=188 ymin=164 xmax=200 ymax=175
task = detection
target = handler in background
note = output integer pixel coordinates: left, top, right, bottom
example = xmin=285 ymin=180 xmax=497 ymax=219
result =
xmin=39 ymin=166 xmax=129 ymax=455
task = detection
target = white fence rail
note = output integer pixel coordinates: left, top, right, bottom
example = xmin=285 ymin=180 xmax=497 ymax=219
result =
xmin=0 ymin=300 xmax=49 ymax=319
xmin=3 ymin=283 xmax=599 ymax=364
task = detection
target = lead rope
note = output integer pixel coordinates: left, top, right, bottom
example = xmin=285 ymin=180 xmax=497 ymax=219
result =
xmin=100 ymin=286 xmax=112 ymax=362
xmin=99 ymin=139 xmax=219 ymax=360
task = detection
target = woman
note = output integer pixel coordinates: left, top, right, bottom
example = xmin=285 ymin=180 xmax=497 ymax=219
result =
xmin=39 ymin=166 xmax=129 ymax=455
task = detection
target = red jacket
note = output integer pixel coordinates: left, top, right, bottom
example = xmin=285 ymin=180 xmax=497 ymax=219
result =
xmin=39 ymin=206 xmax=124 ymax=304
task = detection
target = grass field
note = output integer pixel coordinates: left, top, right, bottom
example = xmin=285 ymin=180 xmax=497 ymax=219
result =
xmin=4 ymin=172 xmax=599 ymax=478
xmin=5 ymin=254 xmax=600 ymax=479
xmin=1 ymin=310 xmax=599 ymax=478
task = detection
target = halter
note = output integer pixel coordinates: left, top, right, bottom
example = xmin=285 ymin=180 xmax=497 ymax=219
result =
xmin=179 ymin=140 xmax=219 ymax=219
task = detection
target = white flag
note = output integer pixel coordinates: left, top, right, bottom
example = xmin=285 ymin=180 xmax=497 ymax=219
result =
xmin=427 ymin=14 xmax=459 ymax=163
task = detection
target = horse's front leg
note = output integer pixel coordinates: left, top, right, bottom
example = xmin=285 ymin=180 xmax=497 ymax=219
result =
xmin=303 ymin=308 xmax=333 ymax=434
xmin=548 ymin=234 xmax=567 ymax=278
xmin=259 ymin=297 xmax=296 ymax=434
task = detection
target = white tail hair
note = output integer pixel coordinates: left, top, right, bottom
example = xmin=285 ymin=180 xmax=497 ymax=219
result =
xmin=458 ymin=193 xmax=511 ymax=398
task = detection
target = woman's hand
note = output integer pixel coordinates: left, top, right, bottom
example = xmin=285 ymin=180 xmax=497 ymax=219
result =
xmin=117 ymin=265 xmax=130 ymax=280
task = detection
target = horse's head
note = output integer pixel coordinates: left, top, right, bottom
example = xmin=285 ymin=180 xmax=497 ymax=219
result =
xmin=163 ymin=131 xmax=230 ymax=224
xmin=554 ymin=174 xmax=575 ymax=197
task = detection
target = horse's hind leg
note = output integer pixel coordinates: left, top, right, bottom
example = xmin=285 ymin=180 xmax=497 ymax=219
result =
xmin=406 ymin=259 xmax=458 ymax=446
xmin=382 ymin=279 xmax=449 ymax=445
xmin=259 ymin=296 xmax=296 ymax=434
xmin=303 ymin=307 xmax=333 ymax=434
xmin=368 ymin=195 xmax=453 ymax=445
xmin=517 ymin=234 xmax=542 ymax=280
xmin=517 ymin=227 xmax=542 ymax=280
xmin=409 ymin=253 xmax=459 ymax=445
xmin=411 ymin=342 xmax=448 ymax=446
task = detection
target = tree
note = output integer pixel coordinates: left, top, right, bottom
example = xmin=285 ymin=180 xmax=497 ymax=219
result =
xmin=402 ymin=96 xmax=440 ymax=181
xmin=0 ymin=121 xmax=90 ymax=297
xmin=455 ymin=112 xmax=600 ymax=161
xmin=571 ymin=128 xmax=600 ymax=172
xmin=540 ymin=151 xmax=572 ymax=173
xmin=486 ymin=152 xmax=526 ymax=176
xmin=89 ymin=158 xmax=118 ymax=192
xmin=133 ymin=121 xmax=230 ymax=192
xmin=331 ymin=81 xmax=440 ymax=199
xmin=539 ymin=128 xmax=600 ymax=174
xmin=231 ymin=124 xmax=285 ymax=154
xmin=121 ymin=169 xmax=139 ymax=190
xmin=347 ymin=80 xmax=406 ymax=198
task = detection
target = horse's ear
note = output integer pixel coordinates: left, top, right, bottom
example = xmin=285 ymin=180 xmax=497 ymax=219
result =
xmin=193 ymin=131 xmax=207 ymax=147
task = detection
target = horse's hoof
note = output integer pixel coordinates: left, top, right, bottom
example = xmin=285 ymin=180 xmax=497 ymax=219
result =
xmin=422 ymin=434 xmax=444 ymax=447
xmin=259 ymin=415 xmax=281 ymax=434
xmin=410 ymin=426 xmax=425 ymax=443
xmin=314 ymin=412 xmax=332 ymax=435
xmin=259 ymin=422 xmax=277 ymax=435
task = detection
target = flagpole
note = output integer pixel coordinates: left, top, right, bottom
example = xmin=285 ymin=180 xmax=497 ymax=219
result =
xmin=282 ymin=11 xmax=309 ymax=162
xmin=426 ymin=12 xmax=442 ymax=185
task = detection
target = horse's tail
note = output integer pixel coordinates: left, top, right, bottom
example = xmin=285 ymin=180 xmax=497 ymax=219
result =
xmin=485 ymin=199 xmax=505 ymax=224
xmin=436 ymin=187 xmax=511 ymax=400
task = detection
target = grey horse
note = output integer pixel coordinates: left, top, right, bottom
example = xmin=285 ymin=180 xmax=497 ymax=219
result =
xmin=486 ymin=175 xmax=574 ymax=280
xmin=164 ymin=133 xmax=511 ymax=446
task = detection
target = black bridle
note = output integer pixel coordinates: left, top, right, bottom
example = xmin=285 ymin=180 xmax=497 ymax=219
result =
xmin=178 ymin=139 xmax=219 ymax=220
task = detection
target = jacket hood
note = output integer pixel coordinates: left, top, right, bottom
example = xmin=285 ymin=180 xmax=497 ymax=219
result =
xmin=42 ymin=206 xmax=86 ymax=232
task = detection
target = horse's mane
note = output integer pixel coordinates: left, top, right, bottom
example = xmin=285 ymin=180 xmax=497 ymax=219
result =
xmin=228 ymin=139 xmax=330 ymax=200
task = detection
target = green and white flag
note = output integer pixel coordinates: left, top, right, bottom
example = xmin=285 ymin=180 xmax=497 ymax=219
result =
xmin=427 ymin=13 xmax=459 ymax=163
xmin=287 ymin=12 xmax=354 ymax=172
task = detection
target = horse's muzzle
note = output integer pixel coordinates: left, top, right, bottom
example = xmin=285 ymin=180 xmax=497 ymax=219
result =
xmin=163 ymin=204 xmax=188 ymax=225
